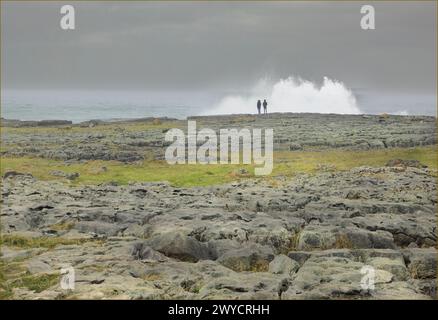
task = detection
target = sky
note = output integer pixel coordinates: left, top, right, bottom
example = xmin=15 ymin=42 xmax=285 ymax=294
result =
xmin=1 ymin=1 xmax=437 ymax=116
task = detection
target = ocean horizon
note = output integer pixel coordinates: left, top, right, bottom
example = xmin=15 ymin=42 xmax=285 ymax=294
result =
xmin=1 ymin=89 xmax=436 ymax=123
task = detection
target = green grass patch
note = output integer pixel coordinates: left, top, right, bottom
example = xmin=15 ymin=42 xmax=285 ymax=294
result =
xmin=0 ymin=262 xmax=16 ymax=299
xmin=0 ymin=157 xmax=254 ymax=187
xmin=0 ymin=235 xmax=102 ymax=249
xmin=6 ymin=272 xmax=59 ymax=295
xmin=0 ymin=259 xmax=33 ymax=299
xmin=272 ymin=145 xmax=437 ymax=176
xmin=1 ymin=146 xmax=436 ymax=187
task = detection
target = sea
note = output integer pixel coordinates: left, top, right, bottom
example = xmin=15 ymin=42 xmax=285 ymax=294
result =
xmin=1 ymin=89 xmax=436 ymax=123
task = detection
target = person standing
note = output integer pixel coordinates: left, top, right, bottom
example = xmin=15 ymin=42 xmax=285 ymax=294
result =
xmin=257 ymin=100 xmax=261 ymax=114
xmin=263 ymin=99 xmax=268 ymax=114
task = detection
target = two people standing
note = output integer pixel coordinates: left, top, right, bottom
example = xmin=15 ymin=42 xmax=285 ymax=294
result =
xmin=257 ymin=99 xmax=268 ymax=115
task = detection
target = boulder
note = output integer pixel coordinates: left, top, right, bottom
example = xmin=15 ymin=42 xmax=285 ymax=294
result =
xmin=146 ymin=232 xmax=215 ymax=262
xmin=368 ymin=257 xmax=409 ymax=281
xmin=26 ymin=259 xmax=53 ymax=274
xmin=75 ymin=221 xmax=122 ymax=236
xmin=287 ymin=251 xmax=311 ymax=266
xmin=217 ymin=243 xmax=274 ymax=272
xmin=269 ymin=254 xmax=299 ymax=275
xmin=3 ymin=171 xmax=32 ymax=179
xmin=131 ymin=242 xmax=168 ymax=262
xmin=403 ymin=248 xmax=437 ymax=279
xmin=49 ymin=170 xmax=80 ymax=180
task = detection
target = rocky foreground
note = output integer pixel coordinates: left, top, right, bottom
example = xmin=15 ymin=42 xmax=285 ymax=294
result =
xmin=1 ymin=165 xmax=436 ymax=299
xmin=0 ymin=113 xmax=437 ymax=299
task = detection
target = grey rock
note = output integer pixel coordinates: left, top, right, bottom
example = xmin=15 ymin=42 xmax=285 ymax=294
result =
xmin=2 ymin=114 xmax=436 ymax=161
xmin=131 ymin=242 xmax=168 ymax=262
xmin=403 ymin=248 xmax=437 ymax=279
xmin=3 ymin=171 xmax=32 ymax=179
xmin=75 ymin=221 xmax=123 ymax=236
xmin=287 ymin=251 xmax=311 ymax=266
xmin=0 ymin=138 xmax=436 ymax=300
xmin=146 ymin=232 xmax=215 ymax=262
xmin=27 ymin=259 xmax=53 ymax=274
xmin=269 ymin=254 xmax=300 ymax=275
xmin=49 ymin=170 xmax=80 ymax=180
xmin=368 ymin=257 xmax=409 ymax=281
xmin=217 ymin=243 xmax=274 ymax=272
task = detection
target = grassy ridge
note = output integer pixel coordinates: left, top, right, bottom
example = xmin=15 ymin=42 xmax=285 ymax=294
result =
xmin=1 ymin=146 xmax=436 ymax=187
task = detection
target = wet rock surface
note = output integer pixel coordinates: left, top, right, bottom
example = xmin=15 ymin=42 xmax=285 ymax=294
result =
xmin=1 ymin=164 xmax=436 ymax=299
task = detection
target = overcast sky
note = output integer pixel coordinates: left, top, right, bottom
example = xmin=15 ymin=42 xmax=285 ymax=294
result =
xmin=1 ymin=1 xmax=436 ymax=95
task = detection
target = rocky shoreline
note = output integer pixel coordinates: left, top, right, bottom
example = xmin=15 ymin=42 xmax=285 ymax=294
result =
xmin=1 ymin=113 xmax=437 ymax=299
